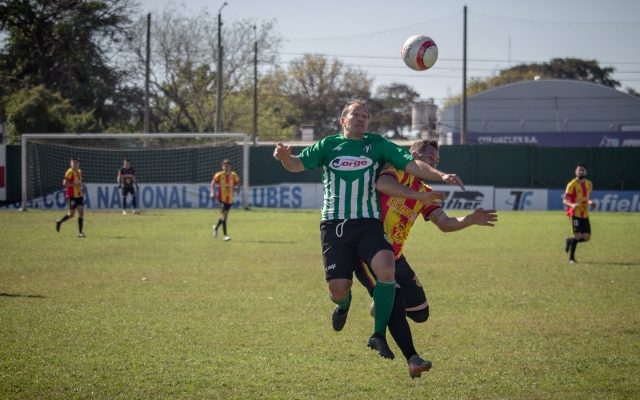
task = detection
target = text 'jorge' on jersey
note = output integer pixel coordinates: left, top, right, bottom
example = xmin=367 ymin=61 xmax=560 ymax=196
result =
xmin=565 ymin=178 xmax=593 ymax=218
xmin=213 ymin=171 xmax=240 ymax=204
xmin=379 ymin=168 xmax=442 ymax=259
xmin=297 ymin=133 xmax=413 ymax=221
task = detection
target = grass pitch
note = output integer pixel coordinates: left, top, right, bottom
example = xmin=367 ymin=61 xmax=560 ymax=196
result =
xmin=1 ymin=209 xmax=639 ymax=399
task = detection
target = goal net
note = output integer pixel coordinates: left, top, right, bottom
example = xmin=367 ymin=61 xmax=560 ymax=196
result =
xmin=21 ymin=133 xmax=249 ymax=210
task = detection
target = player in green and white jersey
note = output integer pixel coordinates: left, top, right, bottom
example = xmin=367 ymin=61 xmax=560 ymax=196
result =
xmin=274 ymin=100 xmax=464 ymax=360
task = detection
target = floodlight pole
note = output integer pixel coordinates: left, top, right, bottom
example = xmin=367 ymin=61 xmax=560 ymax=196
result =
xmin=252 ymin=25 xmax=258 ymax=146
xmin=215 ymin=2 xmax=228 ymax=133
xmin=461 ymin=5 xmax=468 ymax=144
xmin=143 ymin=13 xmax=151 ymax=133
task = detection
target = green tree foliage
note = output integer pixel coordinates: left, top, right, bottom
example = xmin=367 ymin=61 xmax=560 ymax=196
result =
xmin=446 ymin=57 xmax=620 ymax=106
xmin=0 ymin=0 xmax=138 ymax=135
xmin=5 ymin=85 xmax=97 ymax=143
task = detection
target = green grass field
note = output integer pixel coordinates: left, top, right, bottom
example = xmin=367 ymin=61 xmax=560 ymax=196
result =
xmin=1 ymin=209 xmax=639 ymax=399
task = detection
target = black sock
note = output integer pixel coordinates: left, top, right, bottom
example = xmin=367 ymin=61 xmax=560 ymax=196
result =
xmin=122 ymin=195 xmax=127 ymax=210
xmin=59 ymin=214 xmax=71 ymax=224
xmin=569 ymin=238 xmax=578 ymax=260
xmin=215 ymin=219 xmax=222 ymax=230
xmin=132 ymin=195 xmax=137 ymax=209
xmin=387 ymin=288 xmax=417 ymax=361
xmin=78 ymin=217 xmax=83 ymax=233
xmin=222 ymin=220 xmax=227 ymax=235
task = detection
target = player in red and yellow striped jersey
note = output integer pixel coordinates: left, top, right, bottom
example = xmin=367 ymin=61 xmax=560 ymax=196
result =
xmin=55 ymin=158 xmax=86 ymax=237
xmin=354 ymin=140 xmax=497 ymax=377
xmin=563 ymin=164 xmax=593 ymax=263
xmin=210 ymin=159 xmax=240 ymax=241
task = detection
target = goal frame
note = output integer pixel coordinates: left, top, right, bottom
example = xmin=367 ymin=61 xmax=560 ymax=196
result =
xmin=21 ymin=132 xmax=250 ymax=210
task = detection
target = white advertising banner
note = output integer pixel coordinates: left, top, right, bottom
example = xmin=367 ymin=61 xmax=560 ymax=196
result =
xmin=428 ymin=185 xmax=494 ymax=210
xmin=3 ymin=183 xmax=326 ymax=210
xmin=494 ymin=188 xmax=549 ymax=211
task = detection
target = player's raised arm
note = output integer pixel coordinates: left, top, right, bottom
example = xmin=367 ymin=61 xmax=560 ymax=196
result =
xmin=273 ymin=143 xmax=304 ymax=172
xmin=404 ymin=159 xmax=465 ymax=191
xmin=430 ymin=208 xmax=497 ymax=233
xmin=376 ymin=174 xmax=445 ymax=206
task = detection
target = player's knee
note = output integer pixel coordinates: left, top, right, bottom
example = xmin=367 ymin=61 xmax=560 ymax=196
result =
xmin=328 ymin=280 xmax=351 ymax=302
xmin=407 ymin=306 xmax=429 ymax=323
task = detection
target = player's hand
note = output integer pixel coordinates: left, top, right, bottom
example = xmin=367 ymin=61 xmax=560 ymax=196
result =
xmin=442 ymin=173 xmax=465 ymax=191
xmin=469 ymin=208 xmax=498 ymax=227
xmin=273 ymin=143 xmax=292 ymax=161
xmin=418 ymin=191 xmax=446 ymax=206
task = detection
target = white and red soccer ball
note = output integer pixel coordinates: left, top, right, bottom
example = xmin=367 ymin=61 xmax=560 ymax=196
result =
xmin=401 ymin=35 xmax=438 ymax=71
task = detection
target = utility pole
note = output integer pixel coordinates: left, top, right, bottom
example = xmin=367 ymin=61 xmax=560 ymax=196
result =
xmin=215 ymin=2 xmax=228 ymax=133
xmin=252 ymin=25 xmax=258 ymax=146
xmin=143 ymin=13 xmax=151 ymax=133
xmin=461 ymin=5 xmax=468 ymax=145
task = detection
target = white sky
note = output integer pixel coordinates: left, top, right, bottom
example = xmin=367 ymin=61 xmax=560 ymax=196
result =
xmin=138 ymin=0 xmax=640 ymax=106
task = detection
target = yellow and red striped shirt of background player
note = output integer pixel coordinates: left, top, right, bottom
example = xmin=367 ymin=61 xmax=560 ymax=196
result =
xmin=379 ymin=167 xmax=441 ymax=259
xmin=564 ymin=178 xmax=593 ymax=218
xmin=213 ymin=170 xmax=240 ymax=204
xmin=64 ymin=168 xmax=83 ymax=198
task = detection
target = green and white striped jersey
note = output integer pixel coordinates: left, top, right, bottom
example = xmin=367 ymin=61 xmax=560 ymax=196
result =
xmin=298 ymin=133 xmax=413 ymax=221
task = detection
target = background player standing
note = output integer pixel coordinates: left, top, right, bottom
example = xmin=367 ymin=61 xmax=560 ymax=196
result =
xmin=56 ymin=158 xmax=85 ymax=237
xmin=210 ymin=159 xmax=240 ymax=241
xmin=563 ymin=164 xmax=593 ymax=264
xmin=117 ymin=159 xmax=138 ymax=215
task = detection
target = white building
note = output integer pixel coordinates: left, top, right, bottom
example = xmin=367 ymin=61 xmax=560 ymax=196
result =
xmin=439 ymin=79 xmax=640 ymax=146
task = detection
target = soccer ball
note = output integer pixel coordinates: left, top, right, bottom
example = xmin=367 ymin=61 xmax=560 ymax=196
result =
xmin=401 ymin=35 xmax=438 ymax=71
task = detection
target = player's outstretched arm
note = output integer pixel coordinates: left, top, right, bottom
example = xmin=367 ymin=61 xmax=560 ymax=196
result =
xmin=273 ymin=143 xmax=304 ymax=172
xmin=431 ymin=208 xmax=497 ymax=232
xmin=376 ymin=174 xmax=445 ymax=206
xmin=404 ymin=159 xmax=465 ymax=191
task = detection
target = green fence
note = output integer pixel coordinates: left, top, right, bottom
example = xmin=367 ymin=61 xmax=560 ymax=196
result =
xmin=5 ymin=144 xmax=640 ymax=204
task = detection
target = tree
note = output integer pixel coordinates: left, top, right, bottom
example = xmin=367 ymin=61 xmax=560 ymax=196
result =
xmin=0 ymin=0 xmax=138 ymax=133
xmin=127 ymin=7 xmax=281 ymax=132
xmin=4 ymin=85 xmax=97 ymax=143
xmin=370 ymin=83 xmax=419 ymax=137
xmin=281 ymin=54 xmax=372 ymax=137
xmin=445 ymin=58 xmax=621 ymax=106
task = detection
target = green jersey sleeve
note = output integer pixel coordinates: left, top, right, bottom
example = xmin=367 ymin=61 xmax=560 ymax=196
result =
xmin=379 ymin=136 xmax=413 ymax=170
xmin=298 ymin=137 xmax=327 ymax=170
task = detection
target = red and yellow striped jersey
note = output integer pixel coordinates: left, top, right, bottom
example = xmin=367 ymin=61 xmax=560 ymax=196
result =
xmin=64 ymin=168 xmax=83 ymax=198
xmin=379 ymin=168 xmax=441 ymax=258
xmin=213 ymin=171 xmax=240 ymax=204
xmin=564 ymin=178 xmax=593 ymax=218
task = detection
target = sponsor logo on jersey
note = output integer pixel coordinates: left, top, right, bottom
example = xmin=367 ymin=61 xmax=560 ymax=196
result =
xmin=330 ymin=156 xmax=373 ymax=171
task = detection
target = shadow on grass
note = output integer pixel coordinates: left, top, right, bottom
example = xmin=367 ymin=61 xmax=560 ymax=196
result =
xmin=584 ymin=261 xmax=640 ymax=267
xmin=0 ymin=292 xmax=46 ymax=299
xmin=241 ymin=240 xmax=297 ymax=244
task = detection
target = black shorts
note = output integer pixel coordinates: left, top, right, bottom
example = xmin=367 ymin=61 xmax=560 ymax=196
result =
xmin=320 ymin=218 xmax=393 ymax=281
xmin=219 ymin=202 xmax=232 ymax=211
xmin=355 ymin=254 xmax=427 ymax=310
xmin=67 ymin=197 xmax=84 ymax=210
xmin=571 ymin=217 xmax=591 ymax=234
xmin=122 ymin=186 xmax=136 ymax=196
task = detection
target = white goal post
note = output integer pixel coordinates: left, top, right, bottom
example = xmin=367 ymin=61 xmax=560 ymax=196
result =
xmin=21 ymin=133 xmax=250 ymax=210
